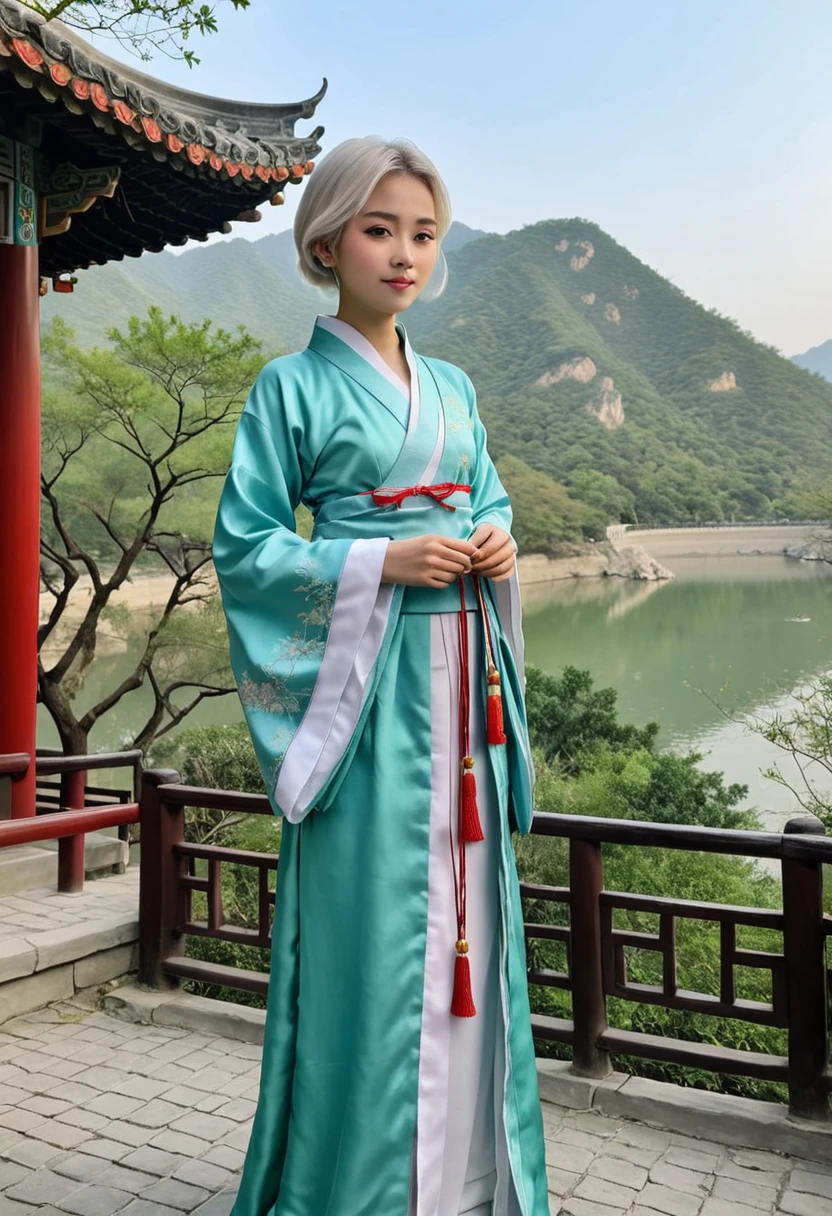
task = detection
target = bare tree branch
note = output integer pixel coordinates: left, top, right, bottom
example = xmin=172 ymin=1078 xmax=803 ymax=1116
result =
xmin=687 ymin=676 xmax=832 ymax=825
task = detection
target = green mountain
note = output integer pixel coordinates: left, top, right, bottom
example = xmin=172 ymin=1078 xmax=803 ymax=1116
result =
xmin=406 ymin=221 xmax=832 ymax=523
xmin=792 ymin=339 xmax=832 ymax=382
xmin=42 ymin=217 xmax=832 ymax=526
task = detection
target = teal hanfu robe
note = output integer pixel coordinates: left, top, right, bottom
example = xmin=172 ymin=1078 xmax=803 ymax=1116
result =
xmin=213 ymin=315 xmax=549 ymax=1216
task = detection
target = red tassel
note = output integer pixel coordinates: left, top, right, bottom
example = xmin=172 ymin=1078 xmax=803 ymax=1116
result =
xmin=451 ymin=942 xmax=476 ymax=1017
xmin=460 ymin=758 xmax=484 ymax=842
xmin=487 ymin=671 xmax=507 ymax=745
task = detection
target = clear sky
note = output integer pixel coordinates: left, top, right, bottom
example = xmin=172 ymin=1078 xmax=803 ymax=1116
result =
xmin=91 ymin=0 xmax=831 ymax=355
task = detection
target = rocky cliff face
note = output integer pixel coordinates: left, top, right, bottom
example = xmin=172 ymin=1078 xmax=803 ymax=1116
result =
xmin=569 ymin=240 xmax=595 ymax=271
xmin=517 ymin=541 xmax=674 ymax=584
xmin=586 ymin=377 xmax=625 ymax=429
xmin=785 ymin=534 xmax=832 ymax=563
xmin=533 ymin=358 xmax=625 ymax=430
xmin=534 ymin=356 xmax=598 ymax=387
xmin=708 ymin=371 xmax=738 ymax=392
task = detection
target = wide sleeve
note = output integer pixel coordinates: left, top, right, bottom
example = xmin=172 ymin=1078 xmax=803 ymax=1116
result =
xmin=213 ymin=360 xmax=398 ymax=824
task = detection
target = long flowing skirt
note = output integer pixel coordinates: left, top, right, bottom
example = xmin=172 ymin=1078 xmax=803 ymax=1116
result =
xmin=230 ymin=607 xmax=549 ymax=1216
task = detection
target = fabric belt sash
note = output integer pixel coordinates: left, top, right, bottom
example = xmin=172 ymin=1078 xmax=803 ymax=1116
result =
xmin=400 ymin=578 xmax=479 ymax=614
xmin=363 ymin=481 xmax=507 ymax=1018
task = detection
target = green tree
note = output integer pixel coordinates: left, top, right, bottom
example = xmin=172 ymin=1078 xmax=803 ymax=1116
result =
xmin=524 ymin=664 xmax=659 ymax=774
xmin=495 ymin=454 xmax=602 ymax=554
xmin=39 ymin=307 xmax=266 ymax=755
xmin=531 ymin=746 xmax=754 ymax=832
xmin=789 ymin=476 xmax=832 ymax=522
xmin=786 ymin=477 xmax=832 ymax=560
xmin=567 ymin=468 xmax=636 ymax=526
xmin=22 ymin=1 xmax=250 ymax=65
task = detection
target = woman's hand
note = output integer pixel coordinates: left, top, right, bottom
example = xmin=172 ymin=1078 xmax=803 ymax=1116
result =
xmin=381 ymin=535 xmax=480 ymax=587
xmin=468 ymin=523 xmax=516 ymax=581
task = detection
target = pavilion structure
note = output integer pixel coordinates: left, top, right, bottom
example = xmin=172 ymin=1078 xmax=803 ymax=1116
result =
xmin=0 ymin=0 xmax=326 ymax=817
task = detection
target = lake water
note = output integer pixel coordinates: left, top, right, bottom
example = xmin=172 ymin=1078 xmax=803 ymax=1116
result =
xmin=523 ymin=554 xmax=832 ymax=828
xmin=39 ymin=551 xmax=832 ymax=830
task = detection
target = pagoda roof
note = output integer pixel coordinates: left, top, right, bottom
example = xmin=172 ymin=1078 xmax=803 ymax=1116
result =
xmin=0 ymin=0 xmax=325 ymax=276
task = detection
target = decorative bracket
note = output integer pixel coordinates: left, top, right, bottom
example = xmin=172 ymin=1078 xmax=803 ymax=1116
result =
xmin=40 ymin=162 xmax=121 ymax=239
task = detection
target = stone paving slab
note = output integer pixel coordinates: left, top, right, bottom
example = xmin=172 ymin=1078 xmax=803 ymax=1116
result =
xmin=0 ymin=873 xmax=141 ymax=1021
xmin=1 ymin=991 xmax=831 ymax=1214
xmin=0 ymin=869 xmax=139 ymax=939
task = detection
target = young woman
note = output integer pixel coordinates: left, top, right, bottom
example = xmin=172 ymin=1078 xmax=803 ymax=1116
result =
xmin=213 ymin=136 xmax=549 ymax=1216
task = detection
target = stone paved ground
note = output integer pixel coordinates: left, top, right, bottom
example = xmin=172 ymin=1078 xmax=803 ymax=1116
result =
xmin=1 ymin=993 xmax=831 ymax=1214
xmin=541 ymin=1104 xmax=832 ymax=1216
xmin=0 ymin=870 xmax=138 ymax=937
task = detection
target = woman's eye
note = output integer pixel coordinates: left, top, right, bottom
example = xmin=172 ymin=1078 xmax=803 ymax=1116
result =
xmin=365 ymin=227 xmax=434 ymax=241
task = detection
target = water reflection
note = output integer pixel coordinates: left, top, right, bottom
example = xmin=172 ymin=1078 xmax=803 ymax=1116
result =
xmin=522 ymin=556 xmax=832 ymax=827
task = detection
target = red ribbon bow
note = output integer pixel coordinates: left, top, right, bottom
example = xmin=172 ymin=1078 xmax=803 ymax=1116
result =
xmin=359 ymin=482 xmax=471 ymax=511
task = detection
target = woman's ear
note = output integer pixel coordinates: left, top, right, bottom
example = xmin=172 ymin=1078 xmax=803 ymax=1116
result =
xmin=312 ymin=239 xmax=333 ymax=268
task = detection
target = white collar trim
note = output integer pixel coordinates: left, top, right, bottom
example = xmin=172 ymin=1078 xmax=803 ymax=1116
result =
xmin=315 ymin=314 xmax=411 ymax=400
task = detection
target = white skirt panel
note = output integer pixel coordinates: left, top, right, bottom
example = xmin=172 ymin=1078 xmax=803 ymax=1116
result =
xmin=407 ymin=610 xmax=522 ymax=1216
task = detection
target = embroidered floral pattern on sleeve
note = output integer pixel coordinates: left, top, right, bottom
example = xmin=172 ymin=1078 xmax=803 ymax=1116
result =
xmin=237 ymin=554 xmax=336 ymax=725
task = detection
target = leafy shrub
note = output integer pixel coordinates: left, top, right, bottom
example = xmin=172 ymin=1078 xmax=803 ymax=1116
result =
xmin=150 ymin=722 xmax=264 ymax=794
xmin=525 ymin=664 xmax=659 ymax=773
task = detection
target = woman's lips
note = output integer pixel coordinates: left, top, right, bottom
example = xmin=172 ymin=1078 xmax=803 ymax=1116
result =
xmin=384 ymin=279 xmax=414 ymax=291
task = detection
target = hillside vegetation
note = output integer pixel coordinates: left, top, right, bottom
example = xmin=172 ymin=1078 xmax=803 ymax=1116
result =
xmin=406 ymin=220 xmax=832 ymax=524
xmin=43 ymin=218 xmax=832 ymax=527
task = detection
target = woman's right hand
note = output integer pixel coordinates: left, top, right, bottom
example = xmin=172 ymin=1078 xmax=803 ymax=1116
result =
xmin=381 ymin=535 xmax=480 ymax=587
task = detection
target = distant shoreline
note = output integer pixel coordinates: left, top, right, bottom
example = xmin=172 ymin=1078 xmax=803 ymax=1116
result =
xmin=516 ymin=541 xmax=672 ymax=585
xmin=613 ymin=524 xmax=824 ymax=561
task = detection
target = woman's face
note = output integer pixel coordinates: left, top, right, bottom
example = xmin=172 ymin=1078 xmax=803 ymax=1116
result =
xmin=317 ymin=172 xmax=440 ymax=317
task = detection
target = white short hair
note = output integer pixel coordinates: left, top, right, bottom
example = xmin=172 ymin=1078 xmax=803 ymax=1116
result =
xmin=293 ymin=136 xmax=452 ymax=294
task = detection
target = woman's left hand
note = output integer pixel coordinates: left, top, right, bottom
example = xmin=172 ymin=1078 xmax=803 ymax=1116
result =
xmin=467 ymin=524 xmax=516 ymax=581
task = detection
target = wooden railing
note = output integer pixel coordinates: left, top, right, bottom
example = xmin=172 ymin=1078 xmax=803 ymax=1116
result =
xmin=0 ymin=750 xmax=142 ymax=892
xmin=0 ymin=754 xmax=30 ymax=776
xmin=138 ymin=771 xmax=275 ymax=994
xmin=0 ymin=802 xmax=140 ymax=891
xmin=523 ymin=812 xmax=831 ymax=1121
xmin=137 ymin=770 xmax=832 ymax=1120
xmin=36 ymin=748 xmax=140 ymax=817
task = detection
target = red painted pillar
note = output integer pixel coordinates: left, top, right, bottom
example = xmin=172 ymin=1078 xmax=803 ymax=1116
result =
xmin=0 ymin=245 xmax=41 ymax=817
